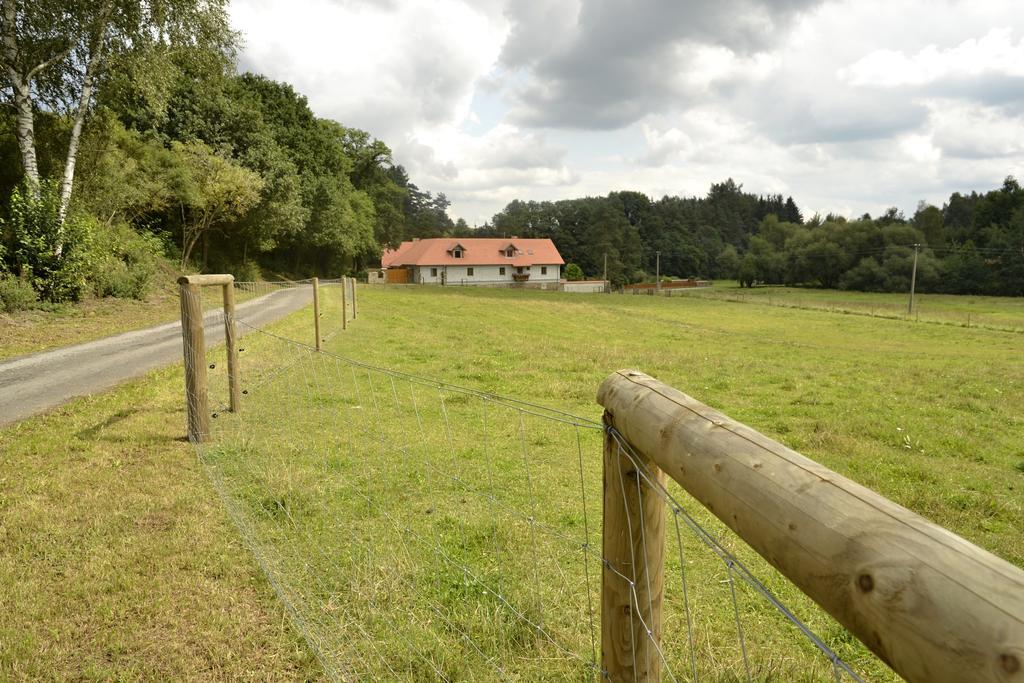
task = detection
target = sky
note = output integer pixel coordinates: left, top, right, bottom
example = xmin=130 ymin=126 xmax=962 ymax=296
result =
xmin=230 ymin=0 xmax=1024 ymax=226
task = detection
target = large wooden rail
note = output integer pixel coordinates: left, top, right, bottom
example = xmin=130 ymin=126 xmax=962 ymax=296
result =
xmin=597 ymin=369 xmax=1024 ymax=683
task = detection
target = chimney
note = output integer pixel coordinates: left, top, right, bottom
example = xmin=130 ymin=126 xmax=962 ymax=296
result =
xmin=511 ymin=235 xmax=518 ymax=239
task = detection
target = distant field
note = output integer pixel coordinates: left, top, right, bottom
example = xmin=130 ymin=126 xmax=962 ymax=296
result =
xmin=675 ymin=281 xmax=1024 ymax=331
xmin=2 ymin=284 xmax=1021 ymax=679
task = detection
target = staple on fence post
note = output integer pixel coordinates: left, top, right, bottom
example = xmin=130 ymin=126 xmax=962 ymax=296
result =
xmin=313 ymin=277 xmax=322 ymax=351
xmin=178 ymin=279 xmax=210 ymax=443
xmin=341 ymin=275 xmax=348 ymax=330
xmin=602 ymin=412 xmax=666 ymax=681
xmin=222 ymin=278 xmax=241 ymax=412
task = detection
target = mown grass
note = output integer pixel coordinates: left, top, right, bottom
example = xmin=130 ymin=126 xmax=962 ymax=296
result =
xmin=0 ymin=366 xmax=324 ymax=680
xmin=0 ymin=287 xmax=344 ymax=680
xmin=194 ymin=284 xmax=1022 ymax=681
xmin=1 ymin=282 xmax=1020 ymax=680
xmin=675 ymin=281 xmax=1024 ymax=332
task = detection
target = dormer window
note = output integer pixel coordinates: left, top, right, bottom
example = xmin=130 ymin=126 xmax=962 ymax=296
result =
xmin=502 ymin=243 xmax=517 ymax=258
xmin=453 ymin=248 xmax=463 ymax=258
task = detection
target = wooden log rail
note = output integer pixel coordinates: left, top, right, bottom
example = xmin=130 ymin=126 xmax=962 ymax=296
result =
xmin=597 ymin=369 xmax=1024 ymax=683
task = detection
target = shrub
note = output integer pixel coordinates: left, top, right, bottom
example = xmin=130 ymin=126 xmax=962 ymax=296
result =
xmin=88 ymin=221 xmax=163 ymax=299
xmin=564 ymin=263 xmax=584 ymax=281
xmin=5 ymin=181 xmax=93 ymax=302
xmin=0 ymin=274 xmax=38 ymax=313
xmin=231 ymin=259 xmax=262 ymax=283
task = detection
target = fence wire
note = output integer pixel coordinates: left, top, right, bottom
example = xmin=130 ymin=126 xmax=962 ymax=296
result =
xmin=182 ymin=284 xmax=880 ymax=682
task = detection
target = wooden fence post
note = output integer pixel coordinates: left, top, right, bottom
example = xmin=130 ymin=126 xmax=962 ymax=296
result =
xmin=341 ymin=275 xmax=348 ymax=331
xmin=223 ymin=280 xmax=240 ymax=412
xmin=178 ymin=279 xmax=210 ymax=443
xmin=351 ymin=277 xmax=358 ymax=319
xmin=313 ymin=277 xmax=321 ymax=351
xmin=602 ymin=414 xmax=667 ymax=681
xmin=598 ymin=369 xmax=1024 ymax=683
xmin=178 ymin=274 xmax=238 ymax=440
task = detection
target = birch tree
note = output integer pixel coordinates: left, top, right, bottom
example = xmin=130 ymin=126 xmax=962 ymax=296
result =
xmin=0 ymin=0 xmax=233 ymax=254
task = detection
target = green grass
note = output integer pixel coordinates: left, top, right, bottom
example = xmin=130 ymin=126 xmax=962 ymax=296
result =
xmin=675 ymin=281 xmax=1024 ymax=332
xmin=2 ymin=283 xmax=1021 ymax=680
xmin=0 ymin=364 xmax=321 ymax=680
xmin=202 ymin=284 xmax=1022 ymax=680
xmin=0 ymin=286 xmax=343 ymax=680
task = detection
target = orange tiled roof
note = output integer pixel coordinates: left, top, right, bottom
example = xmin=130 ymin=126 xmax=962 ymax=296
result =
xmin=382 ymin=238 xmax=564 ymax=267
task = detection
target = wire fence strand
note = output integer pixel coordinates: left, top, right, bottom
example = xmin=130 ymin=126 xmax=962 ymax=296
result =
xmin=182 ymin=284 xmax=880 ymax=682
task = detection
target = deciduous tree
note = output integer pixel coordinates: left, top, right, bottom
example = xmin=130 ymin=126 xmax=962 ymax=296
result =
xmin=0 ymin=0 xmax=234 ymax=249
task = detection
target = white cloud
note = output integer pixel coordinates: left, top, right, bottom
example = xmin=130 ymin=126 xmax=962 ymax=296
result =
xmin=231 ymin=0 xmax=507 ymax=138
xmin=402 ymin=122 xmax=576 ymax=220
xmin=929 ymin=100 xmax=1024 ymax=158
xmin=229 ymin=0 xmax=1024 ymax=226
xmin=840 ymin=28 xmax=1024 ymax=87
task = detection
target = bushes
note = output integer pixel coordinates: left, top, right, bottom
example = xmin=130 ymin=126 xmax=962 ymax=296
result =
xmin=1 ymin=181 xmax=165 ymax=303
xmin=564 ymin=263 xmax=585 ymax=281
xmin=4 ymin=181 xmax=93 ymax=302
xmin=231 ymin=259 xmax=262 ymax=283
xmin=0 ymin=274 xmax=38 ymax=313
xmin=88 ymin=221 xmax=163 ymax=299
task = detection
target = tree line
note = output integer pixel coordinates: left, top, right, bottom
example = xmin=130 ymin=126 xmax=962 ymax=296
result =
xmin=477 ymin=178 xmax=1024 ymax=295
xmin=1 ymin=2 xmax=1020 ymax=310
xmin=0 ymin=0 xmax=453 ymax=310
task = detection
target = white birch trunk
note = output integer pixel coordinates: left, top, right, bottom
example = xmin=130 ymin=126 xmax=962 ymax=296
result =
xmin=2 ymin=0 xmax=40 ymax=190
xmin=54 ymin=35 xmax=105 ymax=255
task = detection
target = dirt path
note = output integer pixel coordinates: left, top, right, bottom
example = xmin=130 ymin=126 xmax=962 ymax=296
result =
xmin=0 ymin=286 xmax=312 ymax=427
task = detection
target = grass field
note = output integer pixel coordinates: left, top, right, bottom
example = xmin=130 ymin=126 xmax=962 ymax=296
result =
xmin=2 ymin=283 xmax=1021 ymax=680
xmin=199 ymin=284 xmax=1024 ymax=680
xmin=675 ymin=282 xmax=1024 ymax=332
xmin=0 ymin=286 xmax=343 ymax=680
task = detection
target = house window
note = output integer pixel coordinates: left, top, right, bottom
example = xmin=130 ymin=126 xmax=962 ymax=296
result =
xmin=505 ymin=248 xmax=515 ymax=257
xmin=499 ymin=267 xmax=506 ymax=275
xmin=541 ymin=266 xmax=547 ymax=275
xmin=453 ymin=249 xmax=463 ymax=258
xmin=467 ymin=267 xmax=474 ymax=276
xmin=430 ymin=267 xmax=438 ymax=277
xmin=516 ymin=266 xmax=524 ymax=274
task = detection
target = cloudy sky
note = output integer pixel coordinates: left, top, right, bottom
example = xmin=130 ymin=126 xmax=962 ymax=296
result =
xmin=231 ymin=0 xmax=1024 ymax=225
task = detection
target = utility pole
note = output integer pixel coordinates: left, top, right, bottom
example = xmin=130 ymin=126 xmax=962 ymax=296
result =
xmin=603 ymin=252 xmax=608 ymax=293
xmin=907 ymin=243 xmax=920 ymax=315
xmin=655 ymin=251 xmax=661 ymax=294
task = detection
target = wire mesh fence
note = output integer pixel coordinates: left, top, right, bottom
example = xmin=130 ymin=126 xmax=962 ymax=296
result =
xmin=605 ymin=430 xmax=868 ymax=682
xmin=181 ymin=283 xmax=888 ymax=681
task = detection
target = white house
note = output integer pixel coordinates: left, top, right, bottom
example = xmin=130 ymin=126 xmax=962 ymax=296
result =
xmin=380 ymin=238 xmax=564 ymax=286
